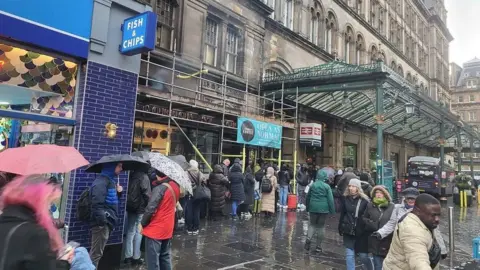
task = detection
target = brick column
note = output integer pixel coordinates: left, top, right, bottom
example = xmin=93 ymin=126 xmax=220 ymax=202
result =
xmin=65 ymin=61 xmax=137 ymax=248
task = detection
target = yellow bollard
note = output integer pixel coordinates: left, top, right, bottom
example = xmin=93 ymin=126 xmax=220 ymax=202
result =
xmin=464 ymin=190 xmax=468 ymax=207
xmin=460 ymin=191 xmax=464 ymax=208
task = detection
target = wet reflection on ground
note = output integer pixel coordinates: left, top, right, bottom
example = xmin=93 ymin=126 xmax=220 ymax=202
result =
xmin=123 ymin=200 xmax=478 ymax=269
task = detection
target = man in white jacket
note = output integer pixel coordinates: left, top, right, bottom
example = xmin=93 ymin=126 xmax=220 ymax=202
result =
xmin=373 ymin=187 xmax=447 ymax=258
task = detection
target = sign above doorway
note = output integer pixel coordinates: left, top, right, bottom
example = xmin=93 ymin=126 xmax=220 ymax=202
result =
xmin=236 ymin=117 xmax=282 ymax=149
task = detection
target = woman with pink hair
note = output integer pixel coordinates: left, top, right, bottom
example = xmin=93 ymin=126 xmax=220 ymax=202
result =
xmin=0 ymin=175 xmax=74 ymax=269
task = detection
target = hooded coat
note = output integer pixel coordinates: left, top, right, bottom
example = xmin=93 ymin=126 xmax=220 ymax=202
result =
xmin=362 ymin=185 xmax=395 ymax=257
xmin=90 ymin=163 xmax=120 ymax=229
xmin=260 ymin=167 xmax=277 ymax=213
xmin=228 ymin=163 xmax=246 ymax=202
xmin=306 ymin=170 xmax=335 ymax=214
xmin=336 ymin=171 xmax=357 ymax=197
xmin=243 ymin=167 xmax=255 ymax=205
xmin=208 ymin=165 xmax=229 ymax=212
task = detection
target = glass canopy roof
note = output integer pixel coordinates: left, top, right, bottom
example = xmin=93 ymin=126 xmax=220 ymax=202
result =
xmin=262 ymin=60 xmax=480 ymax=149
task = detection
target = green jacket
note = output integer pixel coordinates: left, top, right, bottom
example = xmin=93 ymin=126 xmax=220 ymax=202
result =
xmin=306 ymin=170 xmax=335 ymax=214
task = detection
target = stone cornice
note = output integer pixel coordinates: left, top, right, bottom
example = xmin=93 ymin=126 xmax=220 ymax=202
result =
xmin=247 ymin=0 xmax=274 ymax=17
xmin=429 ymin=15 xmax=454 ymax=42
xmin=265 ymin=18 xmax=334 ymax=62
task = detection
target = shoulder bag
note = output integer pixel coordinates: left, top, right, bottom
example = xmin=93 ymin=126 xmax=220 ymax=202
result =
xmin=340 ymin=199 xmax=362 ymax=236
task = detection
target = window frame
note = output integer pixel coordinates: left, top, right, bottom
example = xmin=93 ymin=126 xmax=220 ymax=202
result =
xmin=225 ymin=26 xmax=239 ymax=74
xmin=204 ymin=17 xmax=219 ymax=67
xmin=154 ymin=0 xmax=176 ymax=51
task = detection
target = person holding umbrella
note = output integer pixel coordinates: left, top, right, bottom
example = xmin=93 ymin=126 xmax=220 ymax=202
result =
xmin=140 ymin=152 xmax=192 ymax=270
xmin=85 ymin=154 xmax=149 ymax=268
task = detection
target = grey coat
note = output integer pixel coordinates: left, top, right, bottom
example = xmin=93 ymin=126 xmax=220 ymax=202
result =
xmin=377 ymin=203 xmax=447 ymax=255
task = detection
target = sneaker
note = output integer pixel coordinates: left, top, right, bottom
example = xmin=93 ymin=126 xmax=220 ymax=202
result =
xmin=187 ymin=230 xmax=193 ymax=235
xmin=124 ymin=258 xmax=132 ymax=264
xmin=178 ymin=218 xmax=185 ymax=224
xmin=315 ymin=246 xmax=323 ymax=253
xmin=244 ymin=213 xmax=252 ymax=219
xmin=283 ymin=205 xmax=288 ymax=209
xmin=132 ymin=258 xmax=144 ymax=265
xmin=192 ymin=230 xmax=199 ymax=235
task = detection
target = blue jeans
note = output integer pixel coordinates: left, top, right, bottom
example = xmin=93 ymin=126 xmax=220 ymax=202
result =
xmin=145 ymin=237 xmax=172 ymax=270
xmin=232 ymin=200 xmax=240 ymax=216
xmin=279 ymin=185 xmax=288 ymax=206
xmin=372 ymin=255 xmax=384 ymax=270
xmin=125 ymin=213 xmax=143 ymax=259
xmin=358 ymin=252 xmax=374 ymax=270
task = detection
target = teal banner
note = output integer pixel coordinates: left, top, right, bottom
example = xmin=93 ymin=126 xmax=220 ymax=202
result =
xmin=236 ymin=117 xmax=282 ymax=149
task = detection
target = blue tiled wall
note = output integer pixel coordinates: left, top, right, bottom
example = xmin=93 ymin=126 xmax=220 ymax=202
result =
xmin=65 ymin=61 xmax=137 ymax=247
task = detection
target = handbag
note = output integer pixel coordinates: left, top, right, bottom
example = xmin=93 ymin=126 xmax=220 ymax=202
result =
xmin=340 ymin=199 xmax=362 ymax=236
xmin=193 ymin=182 xmax=211 ymax=201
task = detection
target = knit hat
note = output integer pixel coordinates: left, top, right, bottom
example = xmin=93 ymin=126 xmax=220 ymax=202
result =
xmin=348 ymin=178 xmax=362 ymax=189
xmin=189 ymin=160 xmax=199 ymax=169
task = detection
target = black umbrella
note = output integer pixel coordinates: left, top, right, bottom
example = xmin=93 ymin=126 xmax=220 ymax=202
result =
xmin=85 ymin=154 xmax=149 ymax=173
xmin=167 ymin=155 xmax=190 ymax=170
xmin=132 ymin=151 xmax=150 ymax=161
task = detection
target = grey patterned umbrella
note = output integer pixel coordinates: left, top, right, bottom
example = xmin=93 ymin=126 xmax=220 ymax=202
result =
xmin=149 ymin=152 xmax=192 ymax=195
xmin=132 ymin=151 xmax=150 ymax=162
xmin=167 ymin=155 xmax=190 ymax=170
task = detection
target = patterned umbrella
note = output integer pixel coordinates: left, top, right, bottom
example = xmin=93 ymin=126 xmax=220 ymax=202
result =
xmin=149 ymin=152 xmax=192 ymax=195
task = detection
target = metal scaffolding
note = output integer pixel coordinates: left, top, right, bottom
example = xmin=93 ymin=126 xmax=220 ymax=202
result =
xmin=134 ymin=49 xmax=298 ymax=172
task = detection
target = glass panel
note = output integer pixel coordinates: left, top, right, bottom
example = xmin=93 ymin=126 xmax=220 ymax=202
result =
xmin=205 ymin=45 xmax=216 ymax=66
xmin=0 ymin=43 xmax=78 ymax=119
xmin=343 ymin=143 xmax=357 ymax=168
xmin=156 ymin=0 xmax=174 ymax=27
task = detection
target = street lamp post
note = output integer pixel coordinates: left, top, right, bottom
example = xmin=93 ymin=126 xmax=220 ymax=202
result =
xmin=439 ymin=121 xmax=446 ymax=199
xmin=456 ymin=127 xmax=462 ymax=173
xmin=470 ymin=135 xmax=474 ymax=178
xmin=375 ymin=84 xmax=384 ymax=186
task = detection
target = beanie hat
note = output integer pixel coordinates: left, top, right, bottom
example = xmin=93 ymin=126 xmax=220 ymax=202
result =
xmin=189 ymin=160 xmax=199 ymax=169
xmin=348 ymin=178 xmax=362 ymax=190
xmin=402 ymin=187 xmax=420 ymax=199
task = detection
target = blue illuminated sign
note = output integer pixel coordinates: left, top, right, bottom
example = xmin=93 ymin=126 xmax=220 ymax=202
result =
xmin=237 ymin=117 xmax=283 ymax=149
xmin=120 ymin=11 xmax=157 ymax=56
xmin=0 ymin=0 xmax=93 ymax=58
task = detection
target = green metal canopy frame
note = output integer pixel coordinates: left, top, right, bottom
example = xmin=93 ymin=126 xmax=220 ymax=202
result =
xmin=262 ymin=59 xmax=480 ymax=190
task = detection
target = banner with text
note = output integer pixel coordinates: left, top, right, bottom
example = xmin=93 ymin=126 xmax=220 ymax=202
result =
xmin=236 ymin=117 xmax=282 ymax=149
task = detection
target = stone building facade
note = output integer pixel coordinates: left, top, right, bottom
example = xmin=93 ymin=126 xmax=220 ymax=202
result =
xmin=450 ymin=58 xmax=480 ymax=174
xmin=139 ymin=0 xmax=452 ymax=176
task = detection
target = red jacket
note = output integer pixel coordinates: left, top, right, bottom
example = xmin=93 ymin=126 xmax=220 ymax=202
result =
xmin=141 ymin=179 xmax=179 ymax=240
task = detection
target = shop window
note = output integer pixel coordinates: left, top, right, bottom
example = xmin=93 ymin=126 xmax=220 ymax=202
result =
xmin=0 ymin=43 xmax=77 ymax=119
xmin=204 ymin=17 xmax=219 ymax=66
xmin=155 ymin=0 xmax=176 ymax=51
xmin=343 ymin=143 xmax=357 ymax=168
xmin=225 ymin=26 xmax=239 ymax=74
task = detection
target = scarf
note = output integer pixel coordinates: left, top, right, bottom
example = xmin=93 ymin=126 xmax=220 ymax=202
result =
xmin=373 ymin=197 xmax=389 ymax=207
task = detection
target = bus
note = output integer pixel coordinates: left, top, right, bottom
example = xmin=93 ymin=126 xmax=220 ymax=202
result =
xmin=405 ymin=156 xmax=455 ymax=197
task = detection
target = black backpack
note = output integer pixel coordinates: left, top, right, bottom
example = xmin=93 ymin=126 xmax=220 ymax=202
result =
xmin=76 ymin=188 xmax=91 ymax=222
xmin=261 ymin=176 xmax=273 ymax=193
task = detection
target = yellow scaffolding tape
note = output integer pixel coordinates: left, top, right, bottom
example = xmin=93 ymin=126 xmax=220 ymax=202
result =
xmin=242 ymin=145 xmax=246 ymax=173
xmin=171 ymin=118 xmax=212 ymax=171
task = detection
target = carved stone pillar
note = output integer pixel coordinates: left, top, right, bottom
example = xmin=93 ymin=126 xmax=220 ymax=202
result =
xmin=336 ymin=121 xmax=344 ymax=168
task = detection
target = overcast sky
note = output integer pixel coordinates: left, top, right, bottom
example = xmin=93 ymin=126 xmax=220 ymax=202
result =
xmin=445 ymin=0 xmax=480 ymax=65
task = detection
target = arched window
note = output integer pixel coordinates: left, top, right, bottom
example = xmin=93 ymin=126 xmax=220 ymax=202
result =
xmin=310 ymin=2 xmax=324 ymax=46
xmin=356 ymin=34 xmax=364 ymax=64
xmin=406 ymin=73 xmax=413 ymax=83
xmin=325 ymin=12 xmax=337 ymax=54
xmin=397 ymin=65 xmax=404 ymax=77
xmin=344 ymin=26 xmax=354 ymax=63
xmin=370 ymin=45 xmax=378 ymax=63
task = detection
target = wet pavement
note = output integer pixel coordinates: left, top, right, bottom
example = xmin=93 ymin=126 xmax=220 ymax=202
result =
xmin=120 ymin=199 xmax=480 ymax=270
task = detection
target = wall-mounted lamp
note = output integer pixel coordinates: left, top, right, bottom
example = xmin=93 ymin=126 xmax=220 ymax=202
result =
xmin=104 ymin=122 xmax=118 ymax=139
xmin=405 ymin=103 xmax=415 ymax=115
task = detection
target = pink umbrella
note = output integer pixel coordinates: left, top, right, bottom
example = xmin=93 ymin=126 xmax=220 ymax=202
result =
xmin=0 ymin=145 xmax=89 ymax=175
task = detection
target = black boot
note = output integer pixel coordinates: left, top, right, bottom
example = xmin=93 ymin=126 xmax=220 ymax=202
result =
xmin=304 ymin=239 xmax=311 ymax=251
xmin=315 ymin=246 xmax=322 ymax=253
